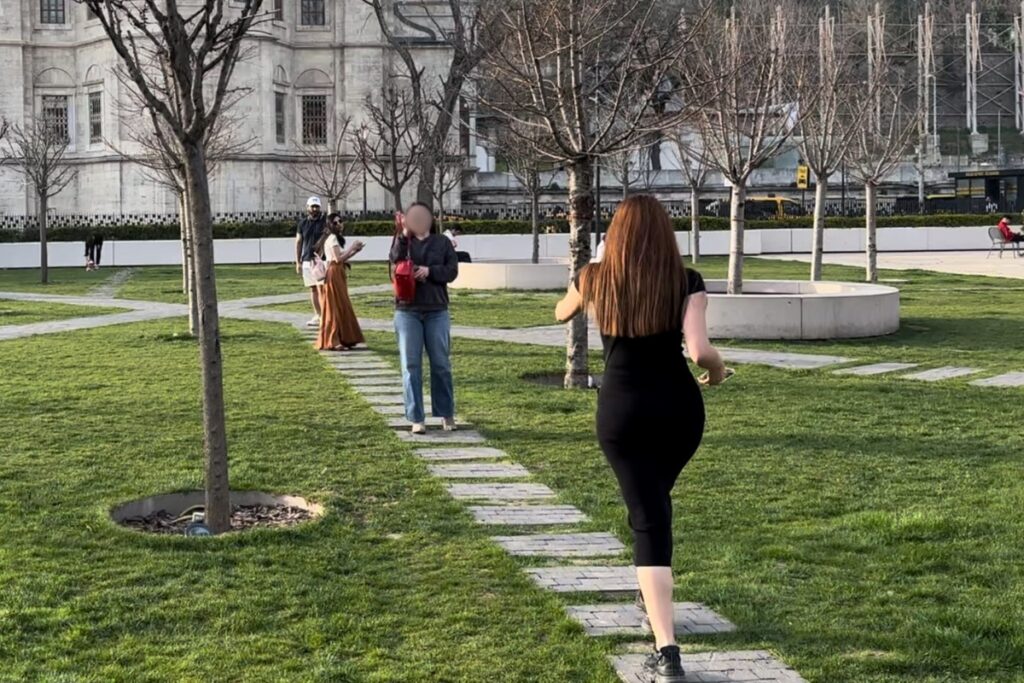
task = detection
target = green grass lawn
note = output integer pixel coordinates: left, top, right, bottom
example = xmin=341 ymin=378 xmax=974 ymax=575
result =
xmin=264 ymin=288 xmax=563 ymax=329
xmin=385 ymin=328 xmax=1022 ymax=683
xmin=0 ymin=300 xmax=125 ymax=326
xmin=2 ymin=259 xmax=1023 ymax=681
xmin=0 ymin=268 xmax=120 ymax=296
xmin=0 ymin=320 xmax=616 ymax=682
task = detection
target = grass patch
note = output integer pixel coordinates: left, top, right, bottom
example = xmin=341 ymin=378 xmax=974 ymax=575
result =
xmin=0 ymin=268 xmax=123 ymax=296
xmin=0 ymin=319 xmax=616 ymax=682
xmin=0 ymin=300 xmax=125 ymax=326
xmin=265 ymin=288 xmax=563 ymax=329
xmin=356 ymin=326 xmax=1023 ymax=683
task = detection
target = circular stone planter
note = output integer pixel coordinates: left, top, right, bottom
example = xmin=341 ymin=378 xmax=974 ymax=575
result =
xmin=451 ymin=259 xmax=568 ymax=291
xmin=110 ymin=490 xmax=324 ymax=535
xmin=704 ymin=280 xmax=900 ymax=340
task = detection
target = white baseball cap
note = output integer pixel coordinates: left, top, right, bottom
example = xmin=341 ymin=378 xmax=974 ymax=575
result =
xmin=306 ymin=196 xmax=322 ymax=207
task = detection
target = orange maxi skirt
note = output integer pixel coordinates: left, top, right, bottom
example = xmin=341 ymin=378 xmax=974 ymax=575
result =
xmin=316 ymin=262 xmax=365 ymax=350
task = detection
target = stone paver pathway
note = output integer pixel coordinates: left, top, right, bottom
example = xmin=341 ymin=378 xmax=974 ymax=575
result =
xmin=567 ymin=603 xmax=736 ymax=637
xmin=427 ymin=463 xmax=531 ymax=479
xmin=397 ymin=429 xmax=486 ymax=444
xmin=468 ymin=505 xmax=589 ymax=526
xmin=970 ymin=371 xmax=1024 ymax=387
xmin=492 ymin=532 xmax=625 ymax=557
xmin=832 ymin=362 xmax=919 ymax=376
xmin=446 ymin=483 xmax=556 ymax=501
xmin=611 ymin=651 xmax=807 ymax=683
xmin=903 ymin=366 xmax=983 ymax=382
xmin=414 ymin=447 xmax=507 ymax=461
xmin=525 ymin=565 xmax=639 ymax=593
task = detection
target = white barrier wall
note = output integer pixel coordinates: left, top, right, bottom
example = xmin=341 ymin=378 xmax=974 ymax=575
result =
xmin=0 ymin=226 xmax=999 ymax=269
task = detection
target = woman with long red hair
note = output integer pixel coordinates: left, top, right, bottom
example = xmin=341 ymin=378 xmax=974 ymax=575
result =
xmin=556 ymin=195 xmax=730 ymax=683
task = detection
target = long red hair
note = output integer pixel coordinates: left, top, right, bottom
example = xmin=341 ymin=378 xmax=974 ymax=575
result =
xmin=580 ymin=195 xmax=686 ymax=337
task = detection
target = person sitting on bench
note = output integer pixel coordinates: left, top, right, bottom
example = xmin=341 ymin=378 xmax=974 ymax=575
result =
xmin=443 ymin=226 xmax=472 ymax=263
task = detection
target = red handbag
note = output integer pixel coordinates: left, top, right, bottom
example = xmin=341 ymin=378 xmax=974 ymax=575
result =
xmin=391 ymin=212 xmax=417 ymax=303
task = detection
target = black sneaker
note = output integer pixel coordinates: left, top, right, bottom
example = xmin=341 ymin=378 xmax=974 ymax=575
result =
xmin=642 ymin=645 xmax=686 ymax=683
xmin=635 ymin=590 xmax=652 ymax=635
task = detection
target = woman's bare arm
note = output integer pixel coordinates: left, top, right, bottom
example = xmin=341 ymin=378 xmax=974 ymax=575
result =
xmin=555 ymin=281 xmax=584 ymax=322
xmin=683 ymin=292 xmax=727 ymax=383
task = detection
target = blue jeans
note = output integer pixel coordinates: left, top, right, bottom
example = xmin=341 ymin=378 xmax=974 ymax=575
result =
xmin=394 ymin=309 xmax=455 ymax=423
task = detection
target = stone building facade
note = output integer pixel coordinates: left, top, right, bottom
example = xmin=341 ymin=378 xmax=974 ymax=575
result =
xmin=0 ymin=0 xmax=464 ymax=219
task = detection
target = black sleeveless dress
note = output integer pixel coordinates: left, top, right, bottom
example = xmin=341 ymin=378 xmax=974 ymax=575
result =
xmin=594 ymin=268 xmax=706 ymax=567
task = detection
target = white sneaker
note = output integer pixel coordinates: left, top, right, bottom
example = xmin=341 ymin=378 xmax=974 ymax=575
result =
xmin=306 ymin=316 xmax=320 ymax=328
xmin=441 ymin=417 xmax=457 ymax=432
xmin=411 ymin=423 xmax=426 ymax=435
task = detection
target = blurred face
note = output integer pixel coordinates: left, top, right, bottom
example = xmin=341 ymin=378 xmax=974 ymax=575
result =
xmin=405 ymin=205 xmax=433 ymax=237
xmin=308 ymin=203 xmax=321 ymax=218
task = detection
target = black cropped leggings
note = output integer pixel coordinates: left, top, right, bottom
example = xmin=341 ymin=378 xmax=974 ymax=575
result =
xmin=597 ymin=382 xmax=704 ymax=567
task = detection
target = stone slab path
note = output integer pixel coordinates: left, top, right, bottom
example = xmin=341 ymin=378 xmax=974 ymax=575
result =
xmin=832 ymin=362 xmax=919 ymax=376
xmin=446 ymin=483 xmax=556 ymax=501
xmin=492 ymin=532 xmax=626 ymax=558
xmin=397 ymin=430 xmax=486 ymax=444
xmin=610 ymin=651 xmax=807 ymax=683
xmin=525 ymin=565 xmax=639 ymax=593
xmin=971 ymin=372 xmax=1024 ymax=387
xmin=427 ymin=463 xmax=531 ymax=479
xmin=567 ymin=603 xmax=736 ymax=637
xmin=903 ymin=366 xmax=983 ymax=382
xmin=413 ymin=447 xmax=507 ymax=461
xmin=468 ymin=505 xmax=589 ymax=526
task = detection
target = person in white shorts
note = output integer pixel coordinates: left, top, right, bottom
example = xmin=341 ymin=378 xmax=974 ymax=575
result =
xmin=295 ymin=196 xmax=327 ymax=327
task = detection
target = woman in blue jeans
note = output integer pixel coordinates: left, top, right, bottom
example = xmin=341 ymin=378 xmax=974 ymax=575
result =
xmin=389 ymin=202 xmax=459 ymax=434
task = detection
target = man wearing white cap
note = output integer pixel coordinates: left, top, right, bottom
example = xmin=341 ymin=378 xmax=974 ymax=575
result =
xmin=295 ymin=196 xmax=327 ymax=327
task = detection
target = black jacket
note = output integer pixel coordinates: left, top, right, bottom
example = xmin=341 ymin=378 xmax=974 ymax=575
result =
xmin=389 ymin=234 xmax=459 ymax=311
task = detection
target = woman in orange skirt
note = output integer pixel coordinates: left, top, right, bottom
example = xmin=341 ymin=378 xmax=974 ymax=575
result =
xmin=315 ymin=214 xmax=366 ymax=351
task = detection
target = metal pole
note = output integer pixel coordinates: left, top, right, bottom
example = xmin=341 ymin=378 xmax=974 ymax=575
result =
xmin=841 ymin=162 xmax=847 ymax=215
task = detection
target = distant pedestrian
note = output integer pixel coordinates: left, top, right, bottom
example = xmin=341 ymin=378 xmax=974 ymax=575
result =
xmin=315 ymin=213 xmax=366 ymax=351
xmin=443 ymin=226 xmax=472 ymax=263
xmin=294 ymin=196 xmax=327 ymax=327
xmin=985 ymin=196 xmax=999 ymax=214
xmin=84 ymin=233 xmax=104 ymax=271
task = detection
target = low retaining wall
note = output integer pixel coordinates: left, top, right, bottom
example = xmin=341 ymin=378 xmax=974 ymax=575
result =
xmin=705 ymin=280 xmax=901 ymax=340
xmin=0 ymin=226 xmax=996 ymax=269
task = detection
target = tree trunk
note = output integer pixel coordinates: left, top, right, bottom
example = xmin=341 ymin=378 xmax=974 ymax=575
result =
xmin=392 ymin=187 xmax=404 ymax=213
xmin=179 ymin=195 xmax=188 ymax=294
xmin=865 ymin=182 xmax=878 ymax=283
xmin=530 ymin=176 xmax=540 ymax=265
xmin=417 ymin=164 xmax=435 ymax=207
xmin=564 ymin=159 xmax=594 ymax=389
xmin=810 ymin=176 xmax=829 ymax=281
xmin=727 ymin=181 xmax=746 ymax=295
xmin=183 ymin=142 xmax=231 ymax=534
xmin=690 ymin=185 xmax=701 ymax=264
xmin=39 ymin=194 xmax=49 ymax=284
xmin=183 ymin=193 xmax=199 ymax=338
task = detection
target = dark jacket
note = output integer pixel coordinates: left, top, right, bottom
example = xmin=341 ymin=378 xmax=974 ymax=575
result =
xmin=296 ymin=215 xmax=326 ymax=261
xmin=389 ymin=233 xmax=459 ymax=311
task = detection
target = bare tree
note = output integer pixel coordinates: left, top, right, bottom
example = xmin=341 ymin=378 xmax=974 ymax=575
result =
xmin=606 ymin=143 xmax=656 ymax=199
xmin=355 ymin=85 xmax=426 ymax=211
xmin=797 ymin=5 xmax=872 ymax=281
xmin=283 ymin=114 xmax=361 ymax=213
xmin=680 ymin=2 xmax=813 ymax=294
xmin=82 ymin=0 xmax=266 ymax=534
xmin=479 ymin=0 xmax=700 ymax=388
xmin=116 ymin=101 xmax=252 ymax=336
xmin=2 ymin=118 xmax=78 ymax=284
xmin=494 ymin=122 xmax=549 ymax=264
xmin=669 ymin=131 xmax=710 ymax=264
xmin=847 ymin=8 xmax=918 ymax=283
xmin=362 ymin=0 xmax=496 ymax=205
xmin=429 ymin=133 xmax=464 ymax=231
